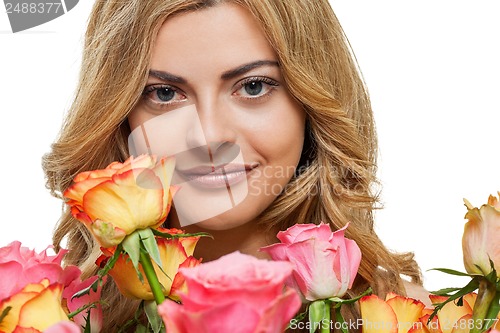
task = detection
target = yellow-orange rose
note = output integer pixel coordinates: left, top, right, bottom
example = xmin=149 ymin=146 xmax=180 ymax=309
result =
xmin=64 ymin=155 xmax=176 ymax=248
xmin=0 ymin=279 xmax=69 ymax=333
xmin=462 ymin=193 xmax=500 ymax=278
xmin=359 ymin=293 xmax=426 ymax=333
xmin=418 ymin=294 xmax=476 ymax=333
xmin=99 ymin=228 xmax=201 ymax=301
xmin=359 ymin=293 xmax=477 ymax=333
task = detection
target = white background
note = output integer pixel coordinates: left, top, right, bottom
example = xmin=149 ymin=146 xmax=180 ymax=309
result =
xmin=0 ymin=1 xmax=499 ymax=292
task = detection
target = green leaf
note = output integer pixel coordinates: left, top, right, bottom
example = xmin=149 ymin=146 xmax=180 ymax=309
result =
xmin=485 ymin=261 xmax=498 ymax=284
xmin=122 ymin=231 xmax=143 ymax=282
xmin=429 ymin=287 xmax=463 ymax=296
xmin=428 ymin=278 xmax=480 ymax=321
xmin=134 ymin=324 xmax=148 ymax=333
xmin=151 ymin=229 xmax=212 ymax=240
xmin=98 ymin=244 xmax=123 ymax=278
xmin=139 ymin=228 xmax=163 ymax=270
xmin=0 ymin=306 xmax=12 ymax=323
xmin=308 ymin=300 xmax=328 ymax=333
xmin=83 ymin=310 xmax=92 ymax=333
xmin=427 ymin=268 xmax=474 ymax=277
xmin=144 ymin=300 xmax=164 ymax=333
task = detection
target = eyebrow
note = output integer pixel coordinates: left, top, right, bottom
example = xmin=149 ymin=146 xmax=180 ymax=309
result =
xmin=220 ymin=60 xmax=279 ymax=80
xmin=148 ymin=60 xmax=279 ymax=84
xmin=149 ymin=70 xmax=187 ymax=84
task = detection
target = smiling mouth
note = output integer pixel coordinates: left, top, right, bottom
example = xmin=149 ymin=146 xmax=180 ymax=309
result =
xmin=176 ymin=163 xmax=257 ymax=189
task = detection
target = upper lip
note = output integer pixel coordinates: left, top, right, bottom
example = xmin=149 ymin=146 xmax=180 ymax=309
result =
xmin=176 ymin=163 xmax=257 ymax=176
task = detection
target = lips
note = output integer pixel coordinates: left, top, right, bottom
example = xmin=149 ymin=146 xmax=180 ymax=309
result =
xmin=176 ymin=163 xmax=256 ymax=189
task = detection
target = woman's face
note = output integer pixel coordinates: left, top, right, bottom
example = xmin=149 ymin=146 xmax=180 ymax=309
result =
xmin=128 ymin=3 xmax=305 ymax=231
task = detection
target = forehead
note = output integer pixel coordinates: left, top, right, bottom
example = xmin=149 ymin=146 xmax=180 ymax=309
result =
xmin=151 ymin=3 xmax=277 ymax=73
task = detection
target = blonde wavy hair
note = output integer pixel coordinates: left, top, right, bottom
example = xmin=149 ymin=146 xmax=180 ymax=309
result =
xmin=43 ymin=0 xmax=422 ymax=330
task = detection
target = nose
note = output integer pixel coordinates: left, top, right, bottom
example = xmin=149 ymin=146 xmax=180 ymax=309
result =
xmin=186 ymin=98 xmax=236 ymax=153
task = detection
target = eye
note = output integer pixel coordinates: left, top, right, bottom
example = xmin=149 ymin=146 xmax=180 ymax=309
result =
xmin=233 ymin=77 xmax=279 ymax=100
xmin=244 ymin=81 xmax=264 ymax=96
xmin=142 ymin=84 xmax=187 ymax=108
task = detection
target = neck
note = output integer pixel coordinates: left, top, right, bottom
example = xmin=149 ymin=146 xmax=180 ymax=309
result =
xmin=168 ymin=216 xmax=278 ymax=262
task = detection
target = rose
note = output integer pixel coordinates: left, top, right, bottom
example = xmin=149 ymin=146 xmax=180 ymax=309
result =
xmin=0 ymin=241 xmax=80 ymax=301
xmin=0 ymin=242 xmax=101 ymax=332
xmin=418 ymin=294 xmax=476 ymax=333
xmin=158 ymin=251 xmax=301 ymax=333
xmin=63 ymin=275 xmax=105 ymax=332
xmin=359 ymin=293 xmax=426 ymax=333
xmin=0 ymin=241 xmax=80 ymax=302
xmin=99 ymin=228 xmax=201 ymax=301
xmin=0 ymin=279 xmax=70 ymax=333
xmin=0 ymin=242 xmax=78 ymax=333
xmin=64 ymin=154 xmax=176 ymax=248
xmin=462 ymin=193 xmax=500 ymax=278
xmin=260 ymin=222 xmax=361 ymax=301
xmin=359 ymin=293 xmax=478 ymax=333
xmin=45 ymin=321 xmax=82 ymax=333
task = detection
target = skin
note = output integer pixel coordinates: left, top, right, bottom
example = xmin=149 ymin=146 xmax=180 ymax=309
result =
xmin=128 ymin=3 xmax=305 ymax=261
xmin=127 ymin=2 xmax=431 ymax=306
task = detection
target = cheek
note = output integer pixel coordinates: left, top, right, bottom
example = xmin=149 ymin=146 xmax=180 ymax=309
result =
xmin=128 ymin=107 xmax=146 ymax=131
xmin=246 ymin=100 xmax=305 ymax=170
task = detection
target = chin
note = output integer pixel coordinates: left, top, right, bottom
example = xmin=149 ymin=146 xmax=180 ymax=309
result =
xmin=182 ymin=209 xmax=254 ymax=232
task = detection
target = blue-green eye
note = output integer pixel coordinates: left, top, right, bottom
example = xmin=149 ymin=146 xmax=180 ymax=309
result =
xmin=143 ymin=84 xmax=187 ymax=108
xmin=244 ymin=81 xmax=264 ymax=96
xmin=234 ymin=77 xmax=279 ymax=100
xmin=156 ymin=87 xmax=176 ymax=101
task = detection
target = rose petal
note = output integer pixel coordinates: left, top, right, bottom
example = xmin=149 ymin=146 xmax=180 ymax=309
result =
xmin=159 ymin=299 xmax=260 ymax=333
xmin=82 ymin=169 xmax=164 ymax=234
xmin=17 ymin=283 xmax=68 ymax=332
xmin=359 ymin=295 xmax=398 ymax=333
xmin=0 ymin=261 xmax=24 ymax=300
xmin=44 ymin=321 xmax=82 ymax=333
xmin=386 ymin=295 xmax=425 ymax=333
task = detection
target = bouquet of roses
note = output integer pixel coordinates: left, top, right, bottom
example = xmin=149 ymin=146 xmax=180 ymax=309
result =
xmin=1 ymin=154 xmax=499 ymax=332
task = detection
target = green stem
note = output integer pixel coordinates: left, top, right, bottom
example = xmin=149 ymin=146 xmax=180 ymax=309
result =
xmin=320 ymin=302 xmax=331 ymax=333
xmin=470 ymin=278 xmax=496 ymax=333
xmin=139 ymin=249 xmax=165 ymax=305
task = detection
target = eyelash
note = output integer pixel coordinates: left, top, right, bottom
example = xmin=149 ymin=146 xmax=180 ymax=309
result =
xmin=142 ymin=84 xmax=186 ymax=110
xmin=233 ymin=76 xmax=279 ymax=101
xmin=141 ymin=76 xmax=279 ymax=109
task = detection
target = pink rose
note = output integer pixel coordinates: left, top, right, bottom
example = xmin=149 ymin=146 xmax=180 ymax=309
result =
xmin=261 ymin=222 xmax=361 ymax=301
xmin=0 ymin=242 xmax=85 ymax=333
xmin=44 ymin=321 xmax=82 ymax=333
xmin=158 ymin=251 xmax=301 ymax=333
xmin=0 ymin=241 xmax=80 ymax=301
xmin=63 ymin=275 xmax=105 ymax=333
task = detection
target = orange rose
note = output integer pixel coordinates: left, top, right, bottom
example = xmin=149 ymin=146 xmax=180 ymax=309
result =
xmin=64 ymin=155 xmax=176 ymax=248
xmin=359 ymin=293 xmax=478 ymax=333
xmin=418 ymin=294 xmax=476 ymax=333
xmin=0 ymin=279 xmax=69 ymax=333
xmin=99 ymin=228 xmax=201 ymax=301
xmin=360 ymin=293 xmax=426 ymax=333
